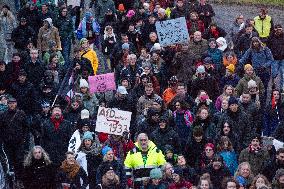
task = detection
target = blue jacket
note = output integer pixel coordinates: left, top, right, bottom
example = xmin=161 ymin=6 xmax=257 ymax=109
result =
xmin=239 ymin=47 xmax=274 ymax=70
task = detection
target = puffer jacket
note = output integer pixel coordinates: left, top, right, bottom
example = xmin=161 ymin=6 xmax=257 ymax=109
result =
xmin=37 ymin=24 xmax=62 ymax=52
xmin=235 ymin=73 xmax=265 ymax=96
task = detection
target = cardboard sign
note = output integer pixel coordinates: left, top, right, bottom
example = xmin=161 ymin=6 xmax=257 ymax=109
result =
xmin=88 ymin=73 xmax=116 ymax=93
xmin=95 ymin=107 xmax=132 ymax=135
xmin=156 ymin=17 xmax=189 ymax=47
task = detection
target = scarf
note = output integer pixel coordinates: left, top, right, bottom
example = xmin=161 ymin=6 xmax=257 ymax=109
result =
xmin=60 ymin=160 xmax=80 ymax=179
xmin=50 ymin=115 xmax=64 ymax=131
xmin=248 ymin=144 xmax=260 ymax=153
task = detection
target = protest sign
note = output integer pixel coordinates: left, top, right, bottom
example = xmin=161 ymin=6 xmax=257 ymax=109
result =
xmin=155 ymin=17 xmax=189 ymax=47
xmin=96 ymin=107 xmax=132 ymax=136
xmin=88 ymin=73 xmax=116 ymax=93
xmin=68 ymin=130 xmax=81 ymax=154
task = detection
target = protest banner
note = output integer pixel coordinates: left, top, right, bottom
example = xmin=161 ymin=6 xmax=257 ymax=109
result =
xmin=155 ymin=17 xmax=189 ymax=47
xmin=88 ymin=73 xmax=116 ymax=93
xmin=95 ymin=107 xmax=132 ymax=136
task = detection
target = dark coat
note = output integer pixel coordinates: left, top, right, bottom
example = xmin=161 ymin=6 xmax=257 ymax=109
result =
xmin=273 ymin=122 xmax=284 ymax=142
xmin=96 ymin=160 xmax=126 ymax=188
xmin=190 ymin=75 xmax=219 ymax=100
xmin=262 ymin=160 xmax=284 ymax=181
xmin=203 ymin=165 xmax=231 ymax=186
xmin=56 ymin=167 xmax=88 ymax=189
xmin=239 ymin=147 xmax=270 ymax=175
xmin=41 ymin=118 xmax=74 ymax=166
xmin=11 ymin=24 xmax=36 ymax=50
xmin=203 ymin=26 xmax=227 ymax=40
xmin=267 ymin=32 xmax=284 ymax=60
xmin=0 ymin=109 xmax=29 ymax=144
xmin=191 ymin=118 xmax=216 ymax=142
xmin=171 ymin=6 xmax=187 ymax=19
xmin=151 ymin=126 xmax=181 ymax=153
xmin=10 ymin=81 xmax=37 ymax=114
xmin=193 ymin=3 xmax=215 ymax=28
xmin=217 ymin=109 xmax=252 ymax=149
xmin=24 ymin=60 xmax=45 ymax=87
xmin=23 ymin=159 xmax=56 ymax=189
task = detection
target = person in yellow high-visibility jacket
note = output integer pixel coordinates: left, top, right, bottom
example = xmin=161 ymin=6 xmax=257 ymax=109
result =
xmin=124 ymin=133 xmax=166 ymax=188
xmin=80 ymin=38 xmax=99 ymax=74
xmin=254 ymin=8 xmax=274 ymax=43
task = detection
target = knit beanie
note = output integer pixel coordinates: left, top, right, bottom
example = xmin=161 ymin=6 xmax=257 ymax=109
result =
xmin=82 ymin=131 xmax=93 ymax=141
xmin=247 ymin=79 xmax=257 ymax=89
xmin=79 ymin=79 xmax=89 ymax=88
xmin=228 ymin=96 xmax=238 ymax=106
xmin=150 ymin=168 xmax=163 ymax=179
xmin=205 ymin=143 xmax=215 ymax=151
xmin=226 ymin=64 xmax=235 ymax=73
xmin=102 ymin=146 xmax=112 ymax=156
xmin=81 ymin=109 xmax=90 ymax=119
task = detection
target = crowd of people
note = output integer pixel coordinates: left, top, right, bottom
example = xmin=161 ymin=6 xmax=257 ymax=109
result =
xmin=0 ymin=0 xmax=284 ymax=188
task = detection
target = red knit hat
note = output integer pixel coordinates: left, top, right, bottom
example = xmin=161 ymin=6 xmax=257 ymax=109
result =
xmin=205 ymin=143 xmax=215 ymax=151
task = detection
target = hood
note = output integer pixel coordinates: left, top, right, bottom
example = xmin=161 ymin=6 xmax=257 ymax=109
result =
xmin=44 ymin=17 xmax=53 ymax=27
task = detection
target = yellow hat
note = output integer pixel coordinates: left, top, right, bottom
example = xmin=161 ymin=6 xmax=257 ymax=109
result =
xmin=226 ymin=64 xmax=235 ymax=73
xmin=244 ymin=64 xmax=253 ymax=71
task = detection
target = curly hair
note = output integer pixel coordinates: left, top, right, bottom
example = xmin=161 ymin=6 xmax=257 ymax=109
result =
xmin=23 ymin=146 xmax=52 ymax=167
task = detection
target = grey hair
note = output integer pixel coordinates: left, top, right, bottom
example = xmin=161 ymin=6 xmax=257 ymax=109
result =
xmin=23 ymin=146 xmax=52 ymax=167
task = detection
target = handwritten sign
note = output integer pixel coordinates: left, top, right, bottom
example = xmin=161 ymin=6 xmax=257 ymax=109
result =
xmin=88 ymin=73 xmax=116 ymax=93
xmin=96 ymin=107 xmax=132 ymax=136
xmin=155 ymin=17 xmax=189 ymax=47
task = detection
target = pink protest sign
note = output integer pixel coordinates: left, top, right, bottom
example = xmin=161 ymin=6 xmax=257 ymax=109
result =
xmin=88 ymin=73 xmax=116 ymax=93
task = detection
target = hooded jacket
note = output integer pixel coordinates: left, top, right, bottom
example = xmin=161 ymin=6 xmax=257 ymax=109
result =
xmin=37 ymin=18 xmax=62 ymax=52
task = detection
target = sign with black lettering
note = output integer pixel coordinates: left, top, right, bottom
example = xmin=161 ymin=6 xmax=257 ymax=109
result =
xmin=95 ymin=107 xmax=132 ymax=135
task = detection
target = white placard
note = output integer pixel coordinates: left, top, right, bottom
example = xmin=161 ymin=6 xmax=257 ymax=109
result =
xmin=95 ymin=107 xmax=132 ymax=136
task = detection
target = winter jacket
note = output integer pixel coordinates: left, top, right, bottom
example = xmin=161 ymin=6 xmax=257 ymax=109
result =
xmin=254 ymin=15 xmax=273 ymax=38
xmin=41 ymin=118 xmax=74 ymax=166
xmin=23 ymin=159 xmax=56 ymax=189
xmin=0 ymin=109 xmax=29 ymax=144
xmin=120 ymin=65 xmax=143 ymax=87
xmin=54 ymin=14 xmax=74 ymax=40
xmin=262 ymin=160 xmax=284 ymax=181
xmin=185 ymin=137 xmax=208 ymax=168
xmin=151 ymin=126 xmax=180 ymax=154
xmin=77 ymin=147 xmax=103 ymax=189
xmin=24 ymin=59 xmax=45 ymax=87
xmin=37 ymin=25 xmax=62 ymax=52
xmin=239 ymin=101 xmax=261 ymax=134
xmin=191 ymin=118 xmax=216 ymax=141
xmin=0 ymin=11 xmax=17 ymax=40
xmin=204 ymin=48 xmax=223 ymax=69
xmin=96 ymin=160 xmax=126 ymax=188
xmin=267 ymin=32 xmax=284 ymax=60
xmin=273 ymin=122 xmax=284 ymax=142
xmin=235 ymin=31 xmax=258 ymax=54
xmin=137 ymin=93 xmax=162 ymax=116
xmin=235 ymin=73 xmax=265 ymax=96
xmin=11 ymin=24 xmax=36 ymax=50
xmin=193 ymin=3 xmax=215 ymax=28
xmin=203 ymin=165 xmax=231 ymax=186
xmin=187 ymin=39 xmax=208 ymax=62
xmin=173 ymin=110 xmax=194 ymax=143
xmin=190 ymin=75 xmax=219 ymax=100
xmin=9 ymin=81 xmax=37 ymax=114
xmin=171 ymin=6 xmax=187 ymax=19
xmin=239 ymin=147 xmax=270 ymax=175
xmin=81 ymin=93 xmax=99 ymax=118
xmin=95 ymin=0 xmax=116 ymax=24
xmin=124 ymin=141 xmax=166 ymax=187
xmin=239 ymin=46 xmax=274 ymax=70
xmin=217 ymin=109 xmax=252 ymax=149
xmin=229 ymin=21 xmax=242 ymax=44
xmin=218 ymin=151 xmax=238 ymax=175
xmin=56 ymin=167 xmax=88 ymax=189
xmin=220 ymin=74 xmax=240 ymax=89
xmin=80 ymin=48 xmax=99 ymax=75
xmin=168 ymin=180 xmax=192 ymax=189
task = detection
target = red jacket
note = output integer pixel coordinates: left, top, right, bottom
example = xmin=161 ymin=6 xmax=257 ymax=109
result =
xmin=168 ymin=180 xmax=192 ymax=189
